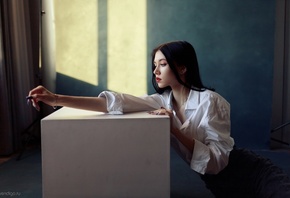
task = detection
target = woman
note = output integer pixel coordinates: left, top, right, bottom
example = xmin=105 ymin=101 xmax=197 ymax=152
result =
xmin=29 ymin=41 xmax=234 ymax=175
xmin=29 ymin=41 xmax=290 ymax=197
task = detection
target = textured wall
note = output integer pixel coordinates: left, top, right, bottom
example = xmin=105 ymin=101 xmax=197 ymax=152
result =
xmin=56 ymin=0 xmax=275 ymax=148
xmin=147 ymin=0 xmax=275 ymax=148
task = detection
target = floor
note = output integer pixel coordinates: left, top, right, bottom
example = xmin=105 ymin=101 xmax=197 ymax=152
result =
xmin=0 ymin=145 xmax=289 ymax=198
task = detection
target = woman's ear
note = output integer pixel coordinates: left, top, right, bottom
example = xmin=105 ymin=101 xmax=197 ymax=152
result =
xmin=178 ymin=66 xmax=187 ymax=75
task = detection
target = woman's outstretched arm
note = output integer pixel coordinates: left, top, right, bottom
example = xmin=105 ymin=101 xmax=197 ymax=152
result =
xmin=28 ymin=85 xmax=108 ymax=112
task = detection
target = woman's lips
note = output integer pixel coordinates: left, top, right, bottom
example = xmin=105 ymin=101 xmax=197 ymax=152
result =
xmin=156 ymin=77 xmax=161 ymax=82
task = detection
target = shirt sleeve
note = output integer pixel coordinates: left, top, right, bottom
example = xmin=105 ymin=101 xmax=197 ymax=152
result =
xmin=190 ymin=92 xmax=234 ymax=175
xmin=98 ymin=91 xmax=166 ymax=114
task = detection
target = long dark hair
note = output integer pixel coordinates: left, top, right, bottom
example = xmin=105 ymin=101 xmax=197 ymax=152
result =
xmin=151 ymin=41 xmax=213 ymax=94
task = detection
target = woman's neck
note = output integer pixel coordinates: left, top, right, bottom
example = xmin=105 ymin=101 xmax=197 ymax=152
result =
xmin=172 ymin=86 xmax=190 ymax=110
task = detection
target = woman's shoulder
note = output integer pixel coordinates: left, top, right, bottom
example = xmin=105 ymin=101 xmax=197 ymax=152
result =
xmin=199 ymin=89 xmax=229 ymax=105
xmin=200 ymin=89 xmax=222 ymax=97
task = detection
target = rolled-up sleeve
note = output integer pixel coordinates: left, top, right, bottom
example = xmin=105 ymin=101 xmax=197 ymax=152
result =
xmin=190 ymin=93 xmax=234 ymax=174
xmin=98 ymin=91 xmax=123 ymax=114
xmin=98 ymin=91 xmax=165 ymax=114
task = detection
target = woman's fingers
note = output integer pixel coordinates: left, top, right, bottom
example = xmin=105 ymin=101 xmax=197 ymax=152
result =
xmin=148 ymin=107 xmax=173 ymax=116
xmin=27 ymin=86 xmax=53 ymax=111
xmin=32 ymin=99 xmax=40 ymax=111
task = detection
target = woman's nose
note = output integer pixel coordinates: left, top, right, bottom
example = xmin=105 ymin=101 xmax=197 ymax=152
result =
xmin=153 ymin=66 xmax=160 ymax=75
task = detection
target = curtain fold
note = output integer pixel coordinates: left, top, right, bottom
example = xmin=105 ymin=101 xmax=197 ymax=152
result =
xmin=0 ymin=0 xmax=40 ymax=155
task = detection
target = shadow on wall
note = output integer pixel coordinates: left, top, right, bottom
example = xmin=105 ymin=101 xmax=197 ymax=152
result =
xmin=56 ymin=73 xmax=105 ymax=97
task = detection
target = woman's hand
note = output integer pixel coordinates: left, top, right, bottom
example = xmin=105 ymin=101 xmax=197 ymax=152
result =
xmin=148 ymin=107 xmax=172 ymax=116
xmin=28 ymin=85 xmax=57 ymax=111
xmin=148 ymin=107 xmax=174 ymax=121
xmin=148 ymin=107 xmax=194 ymax=152
xmin=148 ymin=107 xmax=176 ymax=132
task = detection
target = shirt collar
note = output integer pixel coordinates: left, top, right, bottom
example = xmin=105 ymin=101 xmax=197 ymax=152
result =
xmin=186 ymin=89 xmax=200 ymax=110
xmin=168 ymin=91 xmax=174 ymax=110
xmin=168 ymin=89 xmax=200 ymax=110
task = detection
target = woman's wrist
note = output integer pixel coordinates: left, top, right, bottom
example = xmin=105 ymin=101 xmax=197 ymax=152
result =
xmin=53 ymin=94 xmax=58 ymax=109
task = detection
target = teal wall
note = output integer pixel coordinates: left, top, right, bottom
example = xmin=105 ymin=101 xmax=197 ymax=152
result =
xmin=57 ymin=0 xmax=276 ymax=149
xmin=147 ymin=0 xmax=275 ymax=148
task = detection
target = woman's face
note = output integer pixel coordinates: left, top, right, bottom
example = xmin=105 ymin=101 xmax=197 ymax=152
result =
xmin=153 ymin=50 xmax=179 ymax=89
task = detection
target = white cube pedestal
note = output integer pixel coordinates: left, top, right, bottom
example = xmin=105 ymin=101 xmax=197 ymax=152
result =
xmin=41 ymin=107 xmax=170 ymax=198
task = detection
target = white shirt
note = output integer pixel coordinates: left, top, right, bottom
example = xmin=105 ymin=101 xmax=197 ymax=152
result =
xmin=99 ymin=89 xmax=235 ymax=175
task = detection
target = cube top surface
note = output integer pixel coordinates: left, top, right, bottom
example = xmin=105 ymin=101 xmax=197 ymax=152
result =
xmin=42 ymin=107 xmax=169 ymax=121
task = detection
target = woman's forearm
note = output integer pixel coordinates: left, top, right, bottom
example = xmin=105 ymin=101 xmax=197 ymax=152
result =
xmin=171 ymin=127 xmax=195 ymax=153
xmin=28 ymin=85 xmax=108 ymax=112
xmin=55 ymin=94 xmax=108 ymax=112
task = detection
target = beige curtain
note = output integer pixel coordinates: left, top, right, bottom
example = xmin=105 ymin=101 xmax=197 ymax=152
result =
xmin=0 ymin=0 xmax=40 ymax=155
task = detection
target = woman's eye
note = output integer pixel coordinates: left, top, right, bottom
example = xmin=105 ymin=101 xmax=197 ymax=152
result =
xmin=160 ymin=63 xmax=167 ymax=67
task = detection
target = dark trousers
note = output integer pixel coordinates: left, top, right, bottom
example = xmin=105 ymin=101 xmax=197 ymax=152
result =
xmin=200 ymin=148 xmax=290 ymax=198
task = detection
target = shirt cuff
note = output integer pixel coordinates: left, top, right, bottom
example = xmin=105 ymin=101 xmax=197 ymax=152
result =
xmin=98 ymin=91 xmax=123 ymax=114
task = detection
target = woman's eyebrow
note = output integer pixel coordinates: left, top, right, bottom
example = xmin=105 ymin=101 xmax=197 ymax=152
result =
xmin=154 ymin=58 xmax=166 ymax=63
